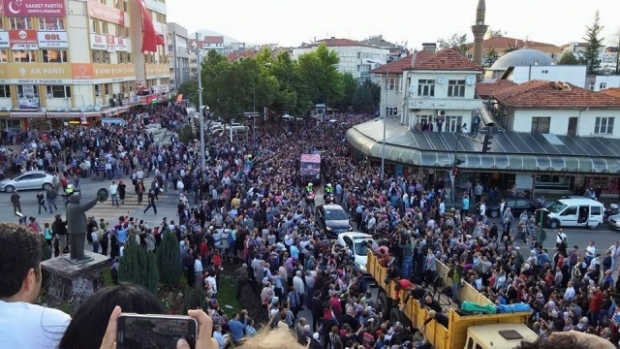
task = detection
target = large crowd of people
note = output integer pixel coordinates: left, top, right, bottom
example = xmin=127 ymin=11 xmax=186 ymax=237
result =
xmin=0 ymin=102 xmax=618 ymax=349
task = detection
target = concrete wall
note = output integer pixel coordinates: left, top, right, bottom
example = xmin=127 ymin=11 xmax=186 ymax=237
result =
xmin=511 ymin=109 xmax=620 ymax=138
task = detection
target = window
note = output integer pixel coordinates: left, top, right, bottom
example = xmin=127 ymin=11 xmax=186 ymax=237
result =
xmin=94 ymin=84 xmax=101 ymax=97
xmin=589 ymin=83 xmax=595 ymax=91
xmin=531 ymin=117 xmax=550 ymax=134
xmin=541 ymin=70 xmax=549 ymax=74
xmin=43 ymin=50 xmax=68 ymax=63
xmin=46 ymin=85 xmax=71 ymax=99
xmin=591 ymin=206 xmax=602 ymax=216
xmin=92 ymin=50 xmax=109 ymax=63
xmin=9 ymin=17 xmax=33 ymax=29
xmin=600 ymin=82 xmax=607 ymax=90
xmin=448 ymin=80 xmax=466 ymax=97
xmin=445 ymin=116 xmax=463 ymax=132
xmin=0 ymin=85 xmax=11 ymax=98
xmin=417 ymin=114 xmax=433 ymax=124
xmin=92 ymin=50 xmax=101 ymax=63
xmin=386 ymin=107 xmax=398 ymax=116
xmin=388 ymin=77 xmax=401 ymax=91
xmin=561 ymin=206 xmax=577 ymax=216
xmin=18 ymin=85 xmax=39 ymax=99
xmin=13 ymin=50 xmax=36 ymax=63
xmin=417 ymin=79 xmax=435 ymax=97
xmin=0 ymin=51 xmax=7 ymax=63
xmin=39 ymin=17 xmax=64 ymax=31
xmin=90 ymin=19 xmax=97 ymax=33
xmin=594 ymin=117 xmax=614 ymax=134
xmin=102 ymin=51 xmax=110 ymax=63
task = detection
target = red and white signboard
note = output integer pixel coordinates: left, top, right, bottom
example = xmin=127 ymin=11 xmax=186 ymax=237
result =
xmin=90 ymin=33 xmax=107 ymax=50
xmin=9 ymin=29 xmax=37 ymax=50
xmin=3 ymin=0 xmax=65 ymax=17
xmin=37 ymin=31 xmax=68 ymax=49
xmin=106 ymin=34 xmax=115 ymax=52
xmin=116 ymin=37 xmax=128 ymax=52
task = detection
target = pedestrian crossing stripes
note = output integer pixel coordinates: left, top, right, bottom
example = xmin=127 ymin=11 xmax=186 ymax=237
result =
xmin=36 ymin=176 xmax=171 ymax=227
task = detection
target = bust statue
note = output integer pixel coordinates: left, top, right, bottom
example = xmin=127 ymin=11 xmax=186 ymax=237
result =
xmin=65 ymin=190 xmax=108 ymax=261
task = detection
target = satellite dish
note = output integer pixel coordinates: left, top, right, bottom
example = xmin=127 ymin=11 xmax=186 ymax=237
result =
xmin=87 ymin=105 xmax=94 ymax=111
xmin=408 ymin=85 xmax=417 ymax=93
xmin=94 ymin=104 xmax=101 ymax=111
xmin=80 ymin=106 xmax=86 ymax=112
xmin=466 ymin=76 xmax=476 ymax=86
xmin=437 ymin=77 xmax=445 ymax=85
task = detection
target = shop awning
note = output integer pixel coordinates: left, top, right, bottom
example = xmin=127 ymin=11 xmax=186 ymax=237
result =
xmin=346 ymin=118 xmax=620 ymax=174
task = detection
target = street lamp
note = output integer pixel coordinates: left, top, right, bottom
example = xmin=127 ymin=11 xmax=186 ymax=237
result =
xmin=253 ymin=62 xmax=271 ymax=146
xmin=366 ymin=59 xmax=388 ymax=179
xmin=195 ymin=33 xmax=206 ymax=175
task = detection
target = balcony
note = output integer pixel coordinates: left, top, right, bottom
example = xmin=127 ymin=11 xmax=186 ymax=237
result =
xmin=408 ymin=97 xmax=482 ymax=111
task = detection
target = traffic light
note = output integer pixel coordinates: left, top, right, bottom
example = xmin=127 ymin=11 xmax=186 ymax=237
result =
xmin=452 ymin=167 xmax=460 ymax=177
xmin=482 ymin=134 xmax=493 ymax=153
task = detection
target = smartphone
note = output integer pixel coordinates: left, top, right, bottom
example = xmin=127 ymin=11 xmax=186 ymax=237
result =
xmin=116 ymin=314 xmax=198 ymax=349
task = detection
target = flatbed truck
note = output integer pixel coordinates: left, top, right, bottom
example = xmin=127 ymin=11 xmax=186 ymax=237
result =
xmin=367 ymin=252 xmax=538 ymax=349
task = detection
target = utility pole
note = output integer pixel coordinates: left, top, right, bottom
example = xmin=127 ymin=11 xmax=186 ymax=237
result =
xmin=196 ymin=32 xmax=206 ymax=174
xmin=380 ymin=66 xmax=389 ymax=179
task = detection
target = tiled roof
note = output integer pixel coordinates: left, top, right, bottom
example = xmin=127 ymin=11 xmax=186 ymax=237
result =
xmin=493 ymin=80 xmax=620 ymax=109
xmin=601 ymin=88 xmax=620 ymax=99
xmin=302 ymin=38 xmax=379 ymax=49
xmin=370 ymin=51 xmax=432 ymax=74
xmin=226 ymin=49 xmax=256 ymax=62
xmin=475 ymin=80 xmax=517 ymax=98
xmin=203 ymin=36 xmax=224 ymax=44
xmin=465 ymin=36 xmax=560 ymax=50
xmin=409 ymin=49 xmax=483 ymax=71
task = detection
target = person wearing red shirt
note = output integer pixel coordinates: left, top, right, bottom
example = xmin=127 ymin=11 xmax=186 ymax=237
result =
xmin=588 ymin=286 xmax=604 ymax=326
xmin=394 ymin=278 xmax=414 ymax=298
xmin=329 ymin=291 xmax=342 ymax=319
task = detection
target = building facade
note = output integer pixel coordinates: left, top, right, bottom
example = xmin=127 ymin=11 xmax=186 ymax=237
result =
xmin=293 ymin=38 xmax=389 ymax=80
xmin=0 ymin=0 xmax=170 ymax=130
xmin=167 ymin=22 xmax=189 ymax=89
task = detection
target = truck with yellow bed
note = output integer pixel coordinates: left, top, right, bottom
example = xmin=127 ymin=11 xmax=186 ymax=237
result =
xmin=367 ymin=251 xmax=538 ymax=349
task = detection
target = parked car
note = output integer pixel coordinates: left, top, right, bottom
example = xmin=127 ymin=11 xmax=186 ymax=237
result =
xmin=333 ymin=232 xmax=374 ymax=275
xmin=608 ymin=213 xmax=620 ymax=231
xmin=486 ymin=196 xmax=538 ymax=218
xmin=0 ymin=171 xmax=55 ymax=193
xmin=315 ymin=203 xmax=351 ymax=237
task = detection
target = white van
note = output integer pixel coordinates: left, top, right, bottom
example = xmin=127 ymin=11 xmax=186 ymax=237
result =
xmin=546 ymin=197 xmax=604 ymax=229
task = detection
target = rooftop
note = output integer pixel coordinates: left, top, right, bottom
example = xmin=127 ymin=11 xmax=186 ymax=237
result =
xmin=493 ymin=80 xmax=620 ymax=109
xmin=370 ymin=51 xmax=433 ymax=74
xmin=475 ymin=80 xmax=517 ymax=98
xmin=202 ymin=36 xmax=224 ymax=44
xmin=226 ymin=49 xmax=257 ymax=62
xmin=301 ymin=37 xmax=379 ymax=49
xmin=408 ymin=49 xmax=483 ymax=72
xmin=465 ymin=36 xmax=560 ymax=50
xmin=601 ymin=88 xmax=620 ymax=99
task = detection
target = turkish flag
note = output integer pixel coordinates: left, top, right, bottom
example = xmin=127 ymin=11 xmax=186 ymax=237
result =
xmin=137 ymin=0 xmax=159 ymax=52
xmin=156 ymin=34 xmax=165 ymax=46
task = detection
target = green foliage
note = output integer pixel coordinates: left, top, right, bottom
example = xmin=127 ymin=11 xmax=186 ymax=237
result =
xmin=558 ymin=51 xmax=580 ymax=65
xmin=336 ymin=73 xmax=358 ymax=111
xmin=581 ymin=10 xmax=604 ymax=74
xmin=156 ymin=232 xmax=183 ymax=287
xmin=177 ymin=80 xmax=198 ymax=106
xmin=352 ymin=79 xmax=380 ymax=114
xmin=437 ymin=33 xmax=468 ymax=55
xmin=118 ymin=239 xmax=159 ymax=294
xmin=177 ymin=124 xmax=195 ymax=144
xmin=181 ymin=286 xmax=207 ymax=314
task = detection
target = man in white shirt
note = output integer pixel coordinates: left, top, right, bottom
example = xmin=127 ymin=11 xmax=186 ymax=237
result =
xmin=109 ymin=181 xmax=119 ymax=207
xmin=585 ymin=241 xmax=596 ymax=263
xmin=556 ymin=229 xmax=568 ymax=245
xmin=205 ymin=272 xmax=217 ymax=298
xmin=194 ymin=256 xmax=203 ymax=291
xmin=564 ymin=281 xmax=576 ymax=302
xmin=0 ymin=222 xmax=71 ymax=349
xmin=609 ymin=242 xmax=620 ymax=271
xmin=479 ymin=201 xmax=487 ymax=219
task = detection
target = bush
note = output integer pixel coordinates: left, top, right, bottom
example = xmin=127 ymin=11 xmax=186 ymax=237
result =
xmin=118 ymin=239 xmax=159 ymax=294
xmin=181 ymin=286 xmax=206 ymax=314
xmin=178 ymin=124 xmax=195 ymax=144
xmin=156 ymin=232 xmax=183 ymax=287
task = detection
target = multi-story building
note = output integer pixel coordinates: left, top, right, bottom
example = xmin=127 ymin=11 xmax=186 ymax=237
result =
xmin=293 ymin=38 xmax=389 ymax=80
xmin=167 ymin=22 xmax=189 ymax=89
xmin=0 ymin=0 xmax=170 ymax=130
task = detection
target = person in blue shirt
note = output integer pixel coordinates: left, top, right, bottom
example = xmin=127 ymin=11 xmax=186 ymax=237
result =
xmin=228 ymin=312 xmax=248 ymax=345
xmin=462 ymin=194 xmax=470 ymax=216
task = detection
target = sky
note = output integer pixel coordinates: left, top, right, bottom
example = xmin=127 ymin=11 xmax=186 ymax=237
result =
xmin=167 ymin=0 xmax=620 ymax=48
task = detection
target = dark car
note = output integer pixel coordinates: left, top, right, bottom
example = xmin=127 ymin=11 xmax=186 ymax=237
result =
xmin=315 ymin=204 xmax=351 ymax=238
xmin=487 ymin=196 xmax=538 ymax=218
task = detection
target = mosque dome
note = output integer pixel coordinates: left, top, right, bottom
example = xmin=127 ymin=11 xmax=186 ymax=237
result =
xmin=489 ymin=49 xmax=553 ymax=71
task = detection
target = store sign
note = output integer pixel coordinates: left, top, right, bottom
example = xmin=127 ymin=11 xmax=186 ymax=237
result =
xmin=87 ymin=0 xmax=124 ymax=26
xmin=145 ymin=64 xmax=169 ymax=77
xmin=9 ymin=29 xmax=38 ymax=50
xmin=9 ymin=63 xmax=72 ymax=84
xmin=3 ymin=0 xmax=65 ymax=17
xmin=115 ymin=37 xmax=128 ymax=52
xmin=37 ymin=31 xmax=68 ymax=49
xmin=0 ymin=31 xmax=9 ymax=48
xmin=90 ymin=33 xmax=108 ymax=50
xmin=93 ymin=63 xmax=136 ymax=82
xmin=106 ymin=34 xmax=115 ymax=52
xmin=152 ymin=85 xmax=169 ymax=94
xmin=71 ymin=63 xmax=94 ymax=84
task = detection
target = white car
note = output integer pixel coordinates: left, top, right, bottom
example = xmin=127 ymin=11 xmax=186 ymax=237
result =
xmin=608 ymin=213 xmax=620 ymax=231
xmin=333 ymin=232 xmax=374 ymax=275
xmin=0 ymin=170 xmax=55 ymax=193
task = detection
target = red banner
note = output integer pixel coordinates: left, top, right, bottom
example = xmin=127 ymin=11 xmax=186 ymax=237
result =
xmin=3 ymin=0 xmax=65 ymax=17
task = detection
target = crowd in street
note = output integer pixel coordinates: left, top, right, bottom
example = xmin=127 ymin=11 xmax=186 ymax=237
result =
xmin=3 ymin=103 xmax=620 ymax=349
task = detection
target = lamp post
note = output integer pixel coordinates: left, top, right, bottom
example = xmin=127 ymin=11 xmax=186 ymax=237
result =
xmin=367 ymin=59 xmax=388 ymax=179
xmin=195 ymin=32 xmax=206 ymax=174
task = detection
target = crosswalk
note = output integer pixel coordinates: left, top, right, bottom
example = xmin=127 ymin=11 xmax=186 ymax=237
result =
xmin=36 ymin=176 xmax=170 ymax=227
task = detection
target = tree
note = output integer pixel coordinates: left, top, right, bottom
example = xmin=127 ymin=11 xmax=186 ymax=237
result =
xmin=613 ymin=29 xmax=620 ymax=75
xmin=177 ymin=80 xmax=198 ymax=107
xmin=437 ymin=33 xmax=468 ymax=55
xmin=488 ymin=29 xmax=506 ymax=38
xmin=297 ymin=43 xmax=344 ymax=107
xmin=118 ymin=240 xmax=159 ymax=294
xmin=156 ymin=232 xmax=183 ymax=288
xmin=336 ymin=73 xmax=358 ymax=111
xmin=581 ymin=10 xmax=604 ymax=74
xmin=485 ymin=48 xmax=498 ymax=59
xmin=181 ymin=286 xmax=207 ymax=314
xmin=352 ymin=79 xmax=380 ymax=114
xmin=558 ymin=51 xmax=580 ymax=65
xmin=503 ymin=44 xmax=519 ymax=53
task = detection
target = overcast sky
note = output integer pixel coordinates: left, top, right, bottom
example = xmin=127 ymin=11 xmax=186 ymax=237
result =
xmin=167 ymin=0 xmax=619 ymax=48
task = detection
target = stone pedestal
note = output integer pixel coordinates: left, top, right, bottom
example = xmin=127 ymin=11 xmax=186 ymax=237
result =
xmin=41 ymin=251 xmax=111 ymax=312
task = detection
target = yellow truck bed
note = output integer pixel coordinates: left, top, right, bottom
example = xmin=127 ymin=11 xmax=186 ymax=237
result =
xmin=367 ymin=251 xmax=532 ymax=349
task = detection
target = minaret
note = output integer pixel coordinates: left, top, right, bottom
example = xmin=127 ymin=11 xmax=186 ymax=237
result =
xmin=471 ymin=0 xmax=488 ymax=66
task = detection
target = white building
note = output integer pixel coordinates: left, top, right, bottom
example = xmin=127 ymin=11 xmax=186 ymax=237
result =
xmin=590 ymin=76 xmax=620 ymax=91
xmin=491 ymin=80 xmax=620 ymax=138
xmin=167 ymin=22 xmax=190 ymax=89
xmin=293 ymin=38 xmax=389 ymax=80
